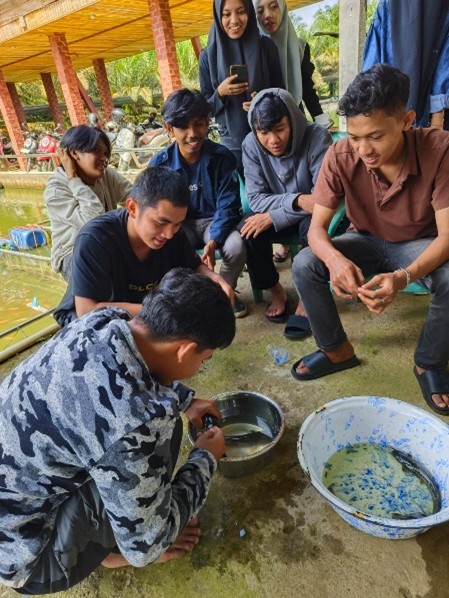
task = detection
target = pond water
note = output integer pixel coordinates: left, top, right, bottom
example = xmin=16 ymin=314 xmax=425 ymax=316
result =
xmin=0 ymin=187 xmax=66 ymax=337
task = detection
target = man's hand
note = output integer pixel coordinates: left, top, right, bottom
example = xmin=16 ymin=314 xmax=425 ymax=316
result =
xmin=57 ymin=147 xmax=77 ymax=180
xmin=240 ymin=213 xmax=272 ymax=239
xmin=357 ymin=271 xmax=405 ymax=314
xmin=195 ymin=427 xmax=226 ymax=462
xmin=201 ymin=240 xmax=218 ymax=271
xmin=184 ymin=398 xmax=221 ymax=428
xmin=327 ymin=254 xmax=365 ymax=299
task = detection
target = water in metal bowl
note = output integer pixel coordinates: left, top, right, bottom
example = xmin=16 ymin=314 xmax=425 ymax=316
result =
xmin=189 ymin=390 xmax=285 ymax=477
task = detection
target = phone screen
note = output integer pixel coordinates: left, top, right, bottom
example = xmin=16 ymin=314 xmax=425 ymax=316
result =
xmin=230 ymin=64 xmax=248 ymax=84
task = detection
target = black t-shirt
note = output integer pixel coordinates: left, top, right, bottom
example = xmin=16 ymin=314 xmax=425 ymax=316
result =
xmin=54 ymin=209 xmax=201 ymax=326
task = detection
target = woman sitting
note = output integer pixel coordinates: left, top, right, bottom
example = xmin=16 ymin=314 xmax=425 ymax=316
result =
xmin=44 ymin=125 xmax=132 ymax=281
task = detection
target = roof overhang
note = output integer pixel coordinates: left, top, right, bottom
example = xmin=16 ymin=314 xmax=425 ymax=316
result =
xmin=0 ymin=0 xmax=318 ymax=83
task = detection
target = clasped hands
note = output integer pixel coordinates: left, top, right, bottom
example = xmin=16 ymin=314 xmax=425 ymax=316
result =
xmin=329 ymin=255 xmax=403 ymax=315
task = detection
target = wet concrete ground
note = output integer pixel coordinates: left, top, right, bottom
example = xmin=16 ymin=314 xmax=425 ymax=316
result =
xmin=1 ymin=260 xmax=449 ymax=598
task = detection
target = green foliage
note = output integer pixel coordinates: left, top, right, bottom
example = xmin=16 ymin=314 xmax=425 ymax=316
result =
xmin=293 ymin=0 xmax=379 ymax=99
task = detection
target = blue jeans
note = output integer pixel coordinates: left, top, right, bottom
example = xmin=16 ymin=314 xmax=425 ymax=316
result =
xmin=292 ymin=231 xmax=449 ymax=369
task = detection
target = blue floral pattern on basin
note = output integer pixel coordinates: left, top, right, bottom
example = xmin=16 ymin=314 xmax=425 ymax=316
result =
xmin=297 ymin=396 xmax=449 ymax=539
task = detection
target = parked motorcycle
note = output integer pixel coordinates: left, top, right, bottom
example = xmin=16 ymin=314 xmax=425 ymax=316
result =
xmin=0 ymin=131 xmax=17 ymax=169
xmin=104 ymin=108 xmax=127 ymax=146
xmin=36 ymin=124 xmax=64 ymax=171
xmin=20 ymin=127 xmax=40 ymax=172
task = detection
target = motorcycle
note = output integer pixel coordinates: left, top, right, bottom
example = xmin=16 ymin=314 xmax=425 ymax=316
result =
xmin=20 ymin=127 xmax=40 ymax=172
xmin=0 ymin=132 xmax=17 ymax=169
xmin=36 ymin=124 xmax=64 ymax=172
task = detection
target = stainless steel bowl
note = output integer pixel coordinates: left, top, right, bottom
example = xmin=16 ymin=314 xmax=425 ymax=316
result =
xmin=188 ymin=390 xmax=285 ymax=477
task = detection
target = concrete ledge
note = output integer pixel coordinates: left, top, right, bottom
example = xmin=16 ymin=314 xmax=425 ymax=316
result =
xmin=0 ymin=169 xmax=139 ymax=189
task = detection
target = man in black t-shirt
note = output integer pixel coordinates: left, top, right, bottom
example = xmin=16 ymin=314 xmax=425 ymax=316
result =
xmin=54 ymin=166 xmax=235 ymax=327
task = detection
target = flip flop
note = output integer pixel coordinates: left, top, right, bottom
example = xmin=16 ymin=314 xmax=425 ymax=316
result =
xmin=291 ymin=350 xmax=361 ymax=380
xmin=273 ymin=248 xmax=290 ymax=263
xmin=265 ymin=304 xmax=288 ymax=323
xmin=413 ymin=366 xmax=449 ymax=415
xmin=283 ymin=315 xmax=312 ymax=340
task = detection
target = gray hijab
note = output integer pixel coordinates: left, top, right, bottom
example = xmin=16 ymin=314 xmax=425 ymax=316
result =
xmin=254 ymin=0 xmax=304 ymax=105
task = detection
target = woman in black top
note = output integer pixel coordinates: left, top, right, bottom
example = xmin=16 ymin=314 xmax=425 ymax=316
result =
xmin=199 ymin=0 xmax=284 ymax=174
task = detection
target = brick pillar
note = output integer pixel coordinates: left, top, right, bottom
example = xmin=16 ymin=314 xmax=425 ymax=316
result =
xmin=40 ymin=72 xmax=65 ymax=127
xmin=0 ymin=70 xmax=26 ymax=169
xmin=93 ymin=58 xmax=114 ymax=121
xmin=6 ymin=82 xmax=27 ymax=128
xmin=49 ymin=32 xmax=86 ymax=125
xmin=148 ymin=0 xmax=182 ymax=99
xmin=191 ymin=37 xmax=202 ymax=60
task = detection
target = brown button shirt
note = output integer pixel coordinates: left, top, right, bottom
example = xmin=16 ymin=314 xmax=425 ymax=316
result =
xmin=313 ymin=127 xmax=449 ymax=242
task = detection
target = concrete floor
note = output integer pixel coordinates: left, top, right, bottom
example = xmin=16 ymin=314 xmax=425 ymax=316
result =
xmin=1 ymin=260 xmax=449 ymax=598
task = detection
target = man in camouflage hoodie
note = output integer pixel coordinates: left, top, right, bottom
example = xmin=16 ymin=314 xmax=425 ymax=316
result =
xmin=0 ymin=268 xmax=235 ymax=594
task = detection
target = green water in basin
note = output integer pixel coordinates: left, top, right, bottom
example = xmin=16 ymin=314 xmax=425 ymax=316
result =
xmin=323 ymin=442 xmax=440 ymax=520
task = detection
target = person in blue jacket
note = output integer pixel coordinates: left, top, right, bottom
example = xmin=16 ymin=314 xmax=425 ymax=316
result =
xmin=362 ymin=0 xmax=449 ymax=130
xmin=150 ymin=89 xmax=247 ymax=318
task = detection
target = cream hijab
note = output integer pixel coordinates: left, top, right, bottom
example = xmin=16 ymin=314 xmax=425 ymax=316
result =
xmin=254 ymin=0 xmax=305 ymax=105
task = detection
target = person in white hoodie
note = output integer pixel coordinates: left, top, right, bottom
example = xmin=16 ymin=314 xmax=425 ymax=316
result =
xmin=44 ymin=125 xmax=132 ymax=280
xmin=240 ymin=88 xmax=331 ymax=338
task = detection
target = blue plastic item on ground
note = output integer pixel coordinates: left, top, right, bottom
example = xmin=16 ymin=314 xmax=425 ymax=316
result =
xmin=8 ymin=227 xmax=47 ymax=250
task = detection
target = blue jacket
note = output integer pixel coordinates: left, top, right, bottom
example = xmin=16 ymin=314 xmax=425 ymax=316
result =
xmin=150 ymin=140 xmax=241 ymax=246
xmin=362 ymin=0 xmax=449 ymax=126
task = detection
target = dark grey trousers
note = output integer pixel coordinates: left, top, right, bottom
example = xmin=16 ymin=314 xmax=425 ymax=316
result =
xmin=16 ymin=418 xmax=183 ymax=595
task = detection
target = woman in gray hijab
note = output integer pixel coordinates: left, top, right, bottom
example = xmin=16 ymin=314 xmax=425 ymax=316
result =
xmin=199 ymin=0 xmax=284 ymax=174
xmin=254 ymin=0 xmax=330 ymax=127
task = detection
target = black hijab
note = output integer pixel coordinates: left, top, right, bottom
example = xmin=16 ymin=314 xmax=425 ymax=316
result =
xmin=206 ymin=0 xmax=272 ymax=145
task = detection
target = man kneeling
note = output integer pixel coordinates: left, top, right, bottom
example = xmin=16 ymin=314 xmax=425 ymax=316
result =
xmin=0 ymin=268 xmax=235 ymax=594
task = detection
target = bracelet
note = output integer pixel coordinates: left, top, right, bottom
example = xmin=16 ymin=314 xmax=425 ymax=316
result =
xmin=395 ymin=267 xmax=412 ymax=288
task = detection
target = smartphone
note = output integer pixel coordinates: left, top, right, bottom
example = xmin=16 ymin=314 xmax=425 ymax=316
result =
xmin=230 ymin=64 xmax=248 ymax=84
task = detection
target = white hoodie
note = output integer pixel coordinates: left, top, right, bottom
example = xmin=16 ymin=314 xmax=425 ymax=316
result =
xmin=44 ymin=166 xmax=132 ymax=273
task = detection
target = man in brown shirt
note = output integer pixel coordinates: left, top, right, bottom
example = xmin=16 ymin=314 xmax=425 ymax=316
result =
xmin=291 ymin=64 xmax=449 ymax=415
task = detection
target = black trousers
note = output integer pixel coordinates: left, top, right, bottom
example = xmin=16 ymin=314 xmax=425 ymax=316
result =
xmin=239 ymin=214 xmax=311 ymax=290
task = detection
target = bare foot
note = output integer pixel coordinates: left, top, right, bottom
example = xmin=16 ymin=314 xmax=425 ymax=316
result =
xmin=101 ymin=553 xmax=131 ymax=569
xmin=155 ymin=516 xmax=201 ymax=563
xmin=273 ymin=244 xmax=290 ymax=262
xmin=294 ymin=340 xmax=355 ymax=377
xmin=415 ymin=365 xmax=449 ymax=409
xmin=266 ymin=283 xmax=287 ymax=318
xmin=101 ymin=517 xmax=201 ymax=569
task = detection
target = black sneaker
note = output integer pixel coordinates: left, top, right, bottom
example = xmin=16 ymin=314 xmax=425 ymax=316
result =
xmin=233 ymin=297 xmax=247 ymax=318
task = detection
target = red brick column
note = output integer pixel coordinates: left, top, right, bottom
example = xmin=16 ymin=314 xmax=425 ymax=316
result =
xmin=49 ymin=33 xmax=86 ymax=125
xmin=148 ymin=0 xmax=182 ymax=99
xmin=93 ymin=58 xmax=114 ymax=121
xmin=191 ymin=37 xmax=203 ymax=60
xmin=40 ymin=72 xmax=65 ymax=127
xmin=0 ymin=70 xmax=26 ymax=169
xmin=6 ymin=82 xmax=27 ymax=128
